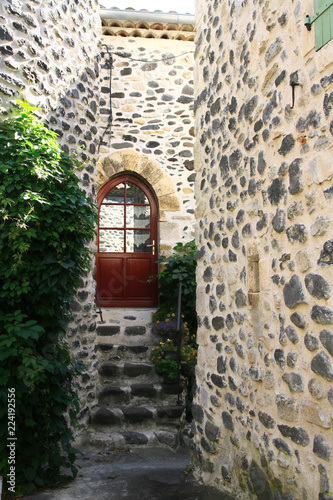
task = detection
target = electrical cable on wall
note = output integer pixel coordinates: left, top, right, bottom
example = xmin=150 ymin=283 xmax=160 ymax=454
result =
xmin=98 ymin=45 xmax=114 ymax=153
xmin=97 ymin=47 xmax=194 ymax=153
xmin=113 ymin=50 xmax=194 ymax=63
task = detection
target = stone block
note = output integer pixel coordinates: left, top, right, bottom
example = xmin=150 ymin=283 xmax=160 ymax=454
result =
xmin=154 ymin=430 xmax=178 ymax=448
xmin=296 ymin=250 xmax=312 ymax=273
xmin=308 ymin=378 xmax=326 ymax=400
xmin=286 ymin=224 xmax=308 ymax=245
xmin=99 ymin=363 xmax=118 ymax=376
xmin=301 ymin=400 xmax=331 ymax=429
xmin=304 ymin=332 xmax=320 ymax=351
xmin=258 ymin=411 xmax=275 ymax=429
xmin=282 ymin=372 xmax=304 ymax=393
xmin=92 ymin=408 xmax=121 ymax=426
xmin=200 ymin=435 xmax=216 ymax=454
xmin=283 ymin=275 xmax=306 ymax=309
xmin=124 ymin=326 xmax=146 ymax=336
xmin=97 ymin=325 xmax=120 ymax=336
xmin=205 ymin=421 xmax=220 ymax=442
xmin=277 ymin=424 xmax=310 ymax=446
xmin=222 ymin=411 xmax=234 ymax=431
xmin=249 ymin=461 xmax=273 ymax=500
xmin=311 ymin=351 xmax=333 ymax=380
xmin=311 ymin=306 xmax=333 ymax=325
xmin=121 ymin=431 xmax=148 ymax=445
xmin=156 ymin=405 xmax=184 ymax=419
xmin=122 ymin=407 xmax=153 ymax=423
xmin=320 ymin=330 xmax=333 ymax=357
xmin=131 ymin=384 xmax=157 ymax=398
xmin=123 ymin=364 xmax=152 ymax=377
xmin=318 ymin=240 xmax=333 ymax=267
xmin=306 ymin=152 xmax=333 ymax=186
xmin=313 ymin=434 xmax=331 ymax=460
xmin=273 ymin=438 xmax=292 ymax=455
xmin=290 ymin=312 xmax=306 ymax=329
xmin=276 ymin=394 xmax=299 ymax=421
xmin=272 ymin=208 xmax=286 ymax=233
xmin=285 ymin=325 xmax=299 ymax=344
xmin=305 ymin=273 xmax=331 ymax=299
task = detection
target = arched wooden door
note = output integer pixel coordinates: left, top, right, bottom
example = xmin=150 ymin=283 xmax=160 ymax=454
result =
xmin=96 ymin=174 xmax=158 ymax=307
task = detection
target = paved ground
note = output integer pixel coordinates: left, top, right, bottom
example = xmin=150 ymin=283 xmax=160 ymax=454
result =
xmin=24 ymin=446 xmax=236 ymax=500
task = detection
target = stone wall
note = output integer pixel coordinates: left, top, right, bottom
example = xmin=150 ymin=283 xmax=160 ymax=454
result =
xmin=0 ymin=0 xmax=101 ymax=426
xmin=97 ymin=35 xmax=196 ymax=253
xmin=193 ymin=1 xmax=333 ymax=499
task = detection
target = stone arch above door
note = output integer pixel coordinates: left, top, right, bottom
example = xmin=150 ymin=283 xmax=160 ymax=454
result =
xmin=98 ymin=150 xmax=180 ymax=221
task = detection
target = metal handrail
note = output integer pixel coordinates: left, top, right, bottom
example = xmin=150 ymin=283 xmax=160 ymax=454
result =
xmin=176 ymin=280 xmax=182 ymax=405
xmin=95 ymin=289 xmax=105 ymax=324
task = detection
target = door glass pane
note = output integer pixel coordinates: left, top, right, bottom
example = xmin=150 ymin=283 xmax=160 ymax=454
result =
xmin=126 ymin=230 xmax=150 ymax=253
xmin=126 ymin=182 xmax=149 ymax=204
xmin=99 ymin=229 xmax=124 ymax=252
xmin=104 ymin=183 xmax=125 ymax=203
xmin=126 ymin=205 xmax=150 ymax=228
xmin=100 ymin=205 xmax=124 ymax=228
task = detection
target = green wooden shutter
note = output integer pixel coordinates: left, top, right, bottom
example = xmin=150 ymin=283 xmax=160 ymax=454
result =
xmin=314 ymin=0 xmax=333 ymax=50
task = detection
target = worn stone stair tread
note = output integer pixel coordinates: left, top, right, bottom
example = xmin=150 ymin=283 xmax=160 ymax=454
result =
xmin=89 ymin=309 xmax=186 ymax=451
xmin=92 ymin=405 xmax=185 ymax=426
xmin=99 ymin=382 xmax=183 ymax=394
xmin=98 ymin=382 xmax=186 ymax=406
xmin=95 ymin=320 xmax=158 ymax=347
xmin=99 ymin=383 xmax=158 ymax=399
xmin=99 ymin=362 xmax=154 ymax=376
xmin=95 ymin=333 xmax=158 ymax=347
xmin=96 ymin=344 xmax=153 ymax=362
xmin=97 ymin=324 xmax=148 ymax=336
xmin=81 ymin=428 xmax=180 ymax=450
xmin=97 ymin=308 xmax=155 ymax=327
xmin=98 ymin=362 xmax=165 ymax=386
xmin=96 ymin=344 xmax=150 ymax=354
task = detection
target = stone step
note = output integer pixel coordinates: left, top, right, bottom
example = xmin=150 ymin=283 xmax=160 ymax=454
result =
xmin=91 ymin=405 xmax=186 ymax=432
xmin=96 ymin=307 xmax=155 ymax=329
xmin=98 ymin=361 xmax=162 ymax=384
xmin=96 ymin=323 xmax=158 ymax=347
xmin=90 ymin=308 xmax=186 ymax=451
xmin=78 ymin=428 xmax=181 ymax=450
xmin=98 ymin=382 xmax=186 ymax=406
xmin=97 ymin=324 xmax=150 ymax=337
xmin=96 ymin=343 xmax=153 ymax=363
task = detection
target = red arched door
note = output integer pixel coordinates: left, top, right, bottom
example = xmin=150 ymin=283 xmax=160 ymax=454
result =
xmin=96 ymin=174 xmax=158 ymax=307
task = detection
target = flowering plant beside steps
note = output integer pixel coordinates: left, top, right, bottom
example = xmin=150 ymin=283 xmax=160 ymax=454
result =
xmin=151 ymin=313 xmax=190 ymax=342
xmin=151 ymin=337 xmax=197 ymax=382
xmin=151 ymin=340 xmax=178 ymax=381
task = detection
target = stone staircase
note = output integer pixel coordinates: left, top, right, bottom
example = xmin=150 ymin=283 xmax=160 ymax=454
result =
xmin=84 ymin=308 xmax=187 ymax=450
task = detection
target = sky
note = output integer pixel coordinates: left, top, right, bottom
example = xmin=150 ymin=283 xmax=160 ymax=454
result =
xmin=100 ymin=0 xmax=195 ymax=14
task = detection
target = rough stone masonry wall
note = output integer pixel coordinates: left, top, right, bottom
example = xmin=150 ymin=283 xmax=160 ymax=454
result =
xmin=98 ymin=35 xmax=196 ymax=253
xmin=0 ymin=0 xmax=101 ymax=426
xmin=193 ymin=0 xmax=333 ymax=499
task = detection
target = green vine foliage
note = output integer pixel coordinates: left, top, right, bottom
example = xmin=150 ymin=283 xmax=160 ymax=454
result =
xmin=153 ymin=240 xmax=197 ymax=333
xmin=0 ymin=102 xmax=97 ymax=495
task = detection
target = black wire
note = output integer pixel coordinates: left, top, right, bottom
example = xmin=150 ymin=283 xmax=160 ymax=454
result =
xmin=113 ymin=50 xmax=194 ymax=63
xmin=97 ymin=46 xmax=194 ymax=153
xmin=98 ymin=49 xmax=113 ymax=153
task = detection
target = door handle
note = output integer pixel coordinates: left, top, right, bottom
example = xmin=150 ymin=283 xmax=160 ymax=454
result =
xmin=147 ymin=240 xmax=156 ymax=255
